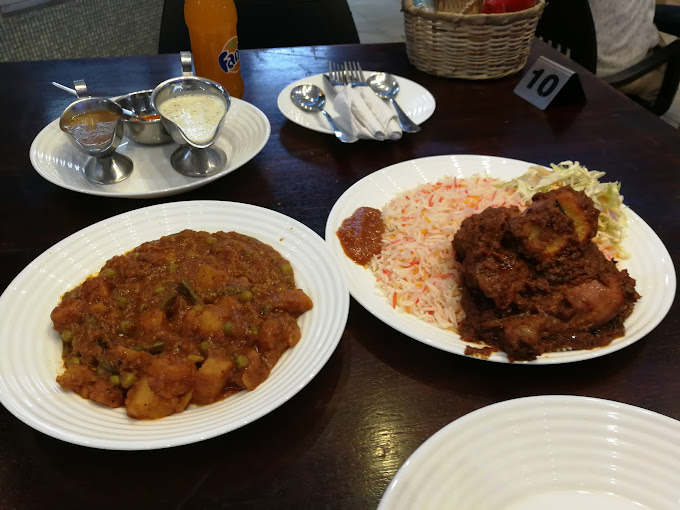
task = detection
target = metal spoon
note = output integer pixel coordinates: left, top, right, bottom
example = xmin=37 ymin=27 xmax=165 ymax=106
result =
xmin=290 ymin=84 xmax=357 ymax=143
xmin=366 ymin=73 xmax=421 ymax=133
xmin=51 ymin=81 xmax=141 ymax=119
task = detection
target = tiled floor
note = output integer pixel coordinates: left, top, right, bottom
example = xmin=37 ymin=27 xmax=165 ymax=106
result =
xmin=347 ymin=0 xmax=405 ymax=43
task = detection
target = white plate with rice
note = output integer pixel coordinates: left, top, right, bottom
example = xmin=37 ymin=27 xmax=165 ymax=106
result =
xmin=324 ymin=154 xmax=676 ymax=364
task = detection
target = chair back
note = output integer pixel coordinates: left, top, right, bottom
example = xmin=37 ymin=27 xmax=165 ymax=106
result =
xmin=534 ymin=0 xmax=598 ymax=74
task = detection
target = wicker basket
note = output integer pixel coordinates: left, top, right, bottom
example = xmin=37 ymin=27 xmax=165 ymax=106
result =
xmin=403 ymin=0 xmax=546 ymax=79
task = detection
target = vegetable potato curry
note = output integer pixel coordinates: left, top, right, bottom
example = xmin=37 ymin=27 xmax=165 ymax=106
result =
xmin=51 ymin=230 xmax=313 ymax=420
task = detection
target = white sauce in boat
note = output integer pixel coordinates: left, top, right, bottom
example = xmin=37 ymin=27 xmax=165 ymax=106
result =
xmin=158 ymin=93 xmax=226 ymax=144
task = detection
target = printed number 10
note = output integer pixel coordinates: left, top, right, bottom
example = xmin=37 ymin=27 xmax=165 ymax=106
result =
xmin=527 ymin=69 xmax=559 ymax=97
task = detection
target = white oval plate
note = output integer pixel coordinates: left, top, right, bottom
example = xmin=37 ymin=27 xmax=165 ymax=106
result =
xmin=379 ymin=396 xmax=680 ymax=510
xmin=29 ymin=98 xmax=270 ymax=198
xmin=0 ymin=201 xmax=348 ymax=450
xmin=277 ymin=72 xmax=436 ymax=134
xmin=324 ymin=154 xmax=676 ymax=364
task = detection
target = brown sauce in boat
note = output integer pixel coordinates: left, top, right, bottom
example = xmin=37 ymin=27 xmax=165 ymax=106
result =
xmin=62 ymin=110 xmax=120 ymax=147
xmin=336 ymin=207 xmax=385 ymax=265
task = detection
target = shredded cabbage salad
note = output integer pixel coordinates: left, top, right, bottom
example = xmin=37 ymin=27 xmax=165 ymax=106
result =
xmin=500 ymin=161 xmax=628 ymax=260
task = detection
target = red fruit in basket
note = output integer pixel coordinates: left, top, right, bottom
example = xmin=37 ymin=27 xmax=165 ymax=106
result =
xmin=482 ymin=0 xmax=535 ymax=13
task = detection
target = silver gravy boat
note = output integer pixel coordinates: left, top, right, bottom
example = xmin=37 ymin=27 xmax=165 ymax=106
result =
xmin=59 ymin=80 xmax=133 ymax=184
xmin=151 ymin=52 xmax=231 ymax=177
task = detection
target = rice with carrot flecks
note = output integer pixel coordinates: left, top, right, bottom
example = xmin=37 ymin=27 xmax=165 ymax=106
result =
xmin=367 ymin=175 xmax=524 ymax=332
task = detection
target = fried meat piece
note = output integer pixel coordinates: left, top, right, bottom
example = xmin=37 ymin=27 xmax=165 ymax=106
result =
xmin=454 ymin=187 xmax=639 ymax=361
xmin=454 ymin=206 xmax=528 ymax=309
xmin=509 ymin=187 xmax=600 ymax=260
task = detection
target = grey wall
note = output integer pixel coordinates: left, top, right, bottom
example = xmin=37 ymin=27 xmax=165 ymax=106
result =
xmin=0 ymin=0 xmax=164 ymax=62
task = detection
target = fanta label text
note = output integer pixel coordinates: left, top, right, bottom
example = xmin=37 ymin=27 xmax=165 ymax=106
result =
xmin=219 ymin=36 xmax=240 ymax=74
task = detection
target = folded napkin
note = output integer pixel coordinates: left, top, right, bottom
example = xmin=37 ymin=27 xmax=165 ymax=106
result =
xmin=333 ymin=85 xmax=402 ymax=141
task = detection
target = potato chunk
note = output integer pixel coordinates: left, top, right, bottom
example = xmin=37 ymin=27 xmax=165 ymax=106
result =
xmin=196 ymin=308 xmax=224 ymax=335
xmin=57 ymin=364 xmax=124 ymax=408
xmin=192 ymin=356 xmax=234 ymax=405
xmin=240 ymin=349 xmax=268 ymax=391
xmin=126 ymin=377 xmax=192 ymax=420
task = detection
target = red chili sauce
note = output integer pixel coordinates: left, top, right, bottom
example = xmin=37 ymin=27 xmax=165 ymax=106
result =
xmin=336 ymin=207 xmax=385 ymax=265
xmin=133 ymin=113 xmax=162 ymax=122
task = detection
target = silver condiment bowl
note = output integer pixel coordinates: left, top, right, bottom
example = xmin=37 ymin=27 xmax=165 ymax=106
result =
xmin=151 ymin=75 xmax=231 ymax=177
xmin=115 ymin=89 xmax=172 ymax=145
xmin=59 ymin=97 xmax=133 ymax=184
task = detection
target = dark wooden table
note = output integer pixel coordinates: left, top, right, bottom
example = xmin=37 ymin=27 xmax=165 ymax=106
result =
xmin=0 ymin=41 xmax=678 ymax=509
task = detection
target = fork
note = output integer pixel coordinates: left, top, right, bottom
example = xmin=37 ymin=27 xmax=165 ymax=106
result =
xmin=343 ymin=61 xmax=368 ymax=87
xmin=326 ymin=61 xmax=345 ymax=86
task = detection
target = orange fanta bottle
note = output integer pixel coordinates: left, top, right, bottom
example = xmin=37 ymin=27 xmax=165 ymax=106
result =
xmin=184 ymin=0 xmax=244 ymax=98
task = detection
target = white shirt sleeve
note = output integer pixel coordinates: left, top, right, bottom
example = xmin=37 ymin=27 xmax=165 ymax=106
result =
xmin=588 ymin=0 xmax=660 ymax=77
